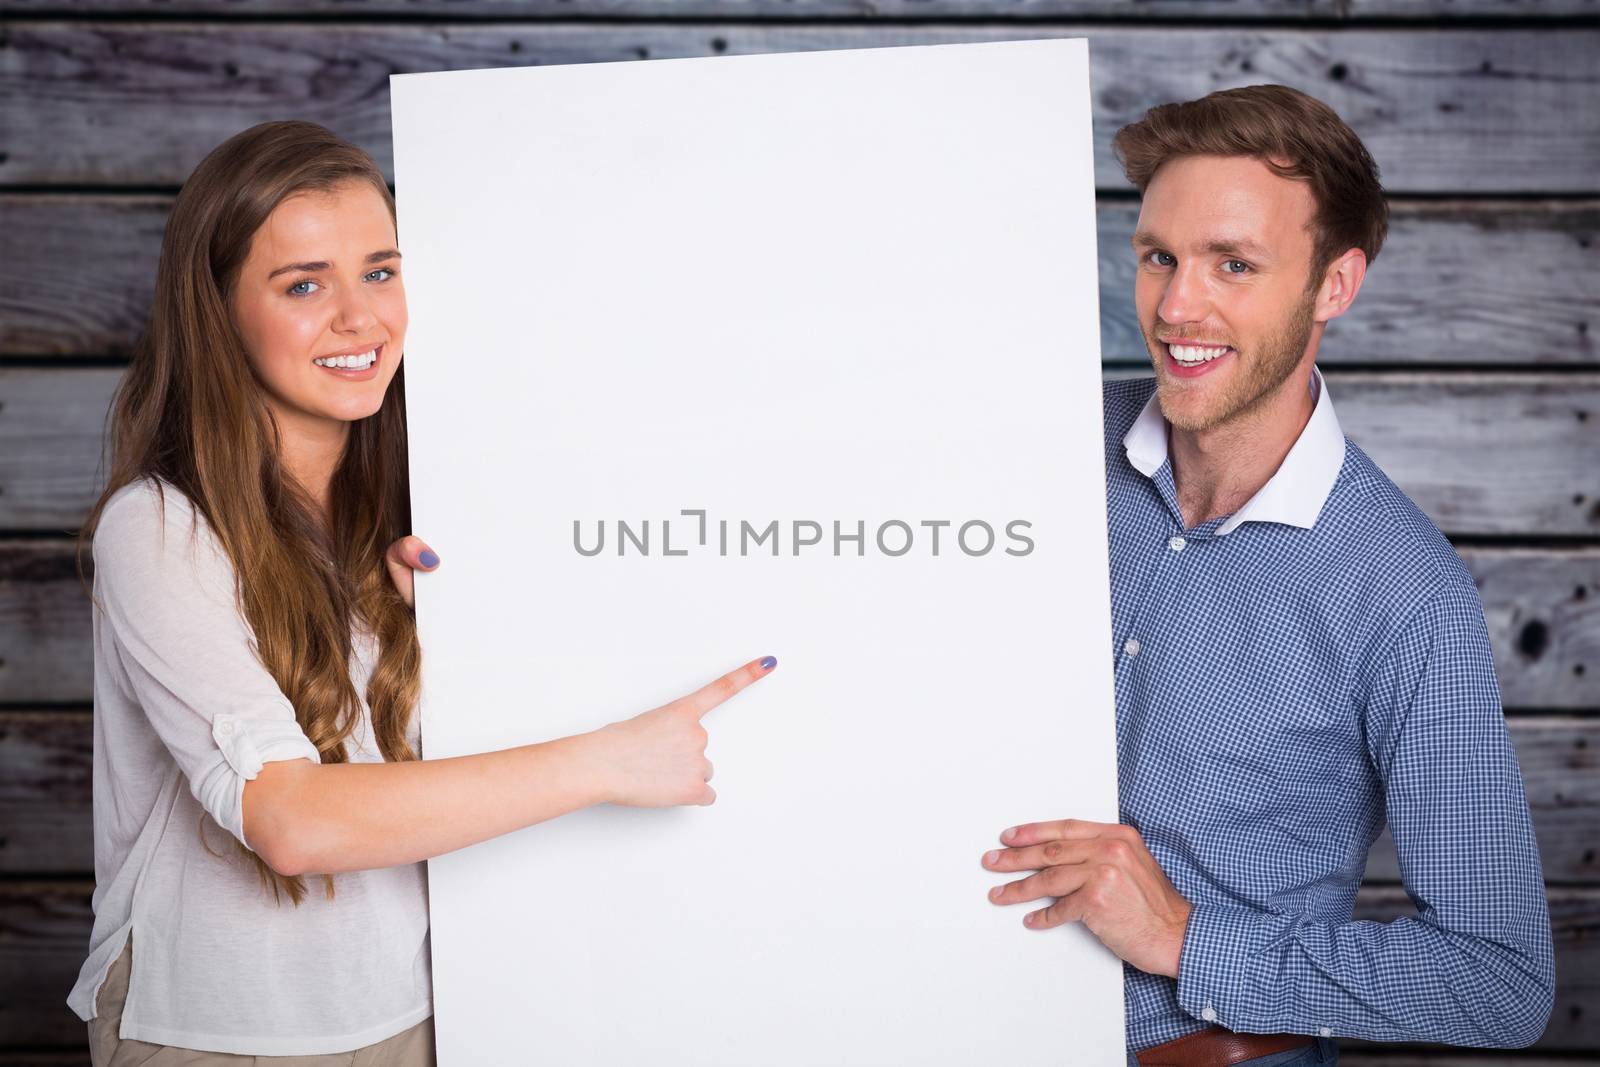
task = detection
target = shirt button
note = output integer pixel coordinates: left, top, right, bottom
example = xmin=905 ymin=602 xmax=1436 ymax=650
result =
xmin=1319 ymin=1027 xmax=1332 ymax=1038
xmin=1123 ymin=638 xmax=1141 ymax=657
xmin=218 ymin=721 xmax=234 ymax=736
xmin=1201 ymin=1005 xmax=1217 ymax=1022
xmin=1168 ymin=535 xmax=1186 ymax=552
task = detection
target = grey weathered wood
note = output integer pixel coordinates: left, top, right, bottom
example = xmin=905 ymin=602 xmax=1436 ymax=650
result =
xmin=1326 ymin=374 xmax=1600 ymax=537
xmin=0 ymin=882 xmax=91 ymax=1049
xmin=2 ymin=541 xmax=1586 ymax=710
xmin=1097 ymin=201 xmax=1599 ymax=367
xmin=3 ymin=709 xmax=1592 ymax=876
xmin=0 ymin=544 xmax=91 ymax=707
xmin=5 ymin=195 xmax=1594 ymax=365
xmin=0 ymin=711 xmax=91 ymax=873
xmin=0 ymin=880 xmax=1594 ymax=1047
xmin=3 ymin=369 xmax=1596 ymax=534
xmin=0 ymin=371 xmax=116 ymax=532
xmin=1463 ymin=548 xmax=1599 ymax=711
xmin=0 ymin=196 xmax=167 ymax=360
xmin=2 ymin=25 xmax=1596 ymax=192
xmin=2 ymin=0 xmax=1596 ymax=18
xmin=1362 ymin=717 xmax=1599 ymax=886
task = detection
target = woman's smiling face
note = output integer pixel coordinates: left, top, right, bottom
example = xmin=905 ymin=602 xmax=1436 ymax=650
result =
xmin=229 ymin=178 xmax=407 ymax=445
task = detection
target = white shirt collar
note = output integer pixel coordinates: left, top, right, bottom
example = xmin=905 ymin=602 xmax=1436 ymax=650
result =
xmin=1121 ymin=365 xmax=1346 ymax=536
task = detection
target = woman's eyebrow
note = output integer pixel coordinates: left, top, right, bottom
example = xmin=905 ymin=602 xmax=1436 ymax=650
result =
xmin=266 ymin=249 xmax=401 ymax=280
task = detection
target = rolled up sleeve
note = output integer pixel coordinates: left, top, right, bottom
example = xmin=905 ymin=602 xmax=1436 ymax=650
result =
xmin=93 ymin=480 xmax=322 ymax=851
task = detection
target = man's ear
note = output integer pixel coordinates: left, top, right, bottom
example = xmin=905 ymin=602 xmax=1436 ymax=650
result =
xmin=1314 ymin=248 xmax=1368 ymax=324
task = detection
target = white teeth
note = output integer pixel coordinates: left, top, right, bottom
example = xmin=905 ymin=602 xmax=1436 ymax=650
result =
xmin=314 ymin=348 xmax=377 ymax=369
xmin=1168 ymin=343 xmax=1232 ymax=364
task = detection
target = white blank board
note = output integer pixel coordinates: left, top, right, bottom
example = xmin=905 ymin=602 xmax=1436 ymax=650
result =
xmin=391 ymin=37 xmax=1124 ymax=1065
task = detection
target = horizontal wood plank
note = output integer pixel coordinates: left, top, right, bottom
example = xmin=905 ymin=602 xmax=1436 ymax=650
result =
xmin=0 ymin=370 xmax=117 ymax=533
xmin=0 ymin=544 xmax=91 ymax=708
xmin=4 ymin=196 xmax=1594 ymax=365
xmin=1 ymin=24 xmax=1595 ymax=191
xmin=2 ymin=542 xmax=1584 ymax=711
xmin=0 ymin=197 xmax=169 ymax=360
xmin=1098 ymin=202 xmax=1599 ymax=368
xmin=8 ymin=369 xmax=1596 ymax=535
xmin=0 ymin=711 xmax=92 ymax=873
xmin=1 ymin=0 xmax=1596 ymax=19
xmin=3 ymin=710 xmax=1592 ymax=876
xmin=1458 ymin=548 xmax=1598 ymax=711
xmin=1322 ymin=374 xmax=1600 ymax=537
xmin=0 ymin=880 xmax=1594 ymax=1048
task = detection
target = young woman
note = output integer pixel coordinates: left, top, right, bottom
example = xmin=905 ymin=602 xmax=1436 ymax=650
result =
xmin=67 ymin=119 xmax=775 ymax=1065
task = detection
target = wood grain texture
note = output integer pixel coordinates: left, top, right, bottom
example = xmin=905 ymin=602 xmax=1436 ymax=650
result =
xmin=0 ymin=544 xmax=90 ymax=708
xmin=0 ymin=711 xmax=91 ymax=873
xmin=0 ymin=880 xmax=1593 ymax=1047
xmin=1327 ymin=373 xmax=1600 ymax=537
xmin=1463 ymin=548 xmax=1598 ymax=710
xmin=1 ymin=537 xmax=1589 ymax=708
xmin=1 ymin=708 xmax=1591 ymax=876
xmin=2 ymin=0 xmax=1596 ymax=18
xmin=1099 ymin=201 xmax=1599 ymax=366
xmin=0 ymin=196 xmax=167 ymax=360
xmin=0 ymin=371 xmax=116 ymax=533
xmin=4 ymin=196 xmax=1594 ymax=365
xmin=3 ymin=369 xmax=1597 ymax=534
xmin=2 ymin=24 xmax=1596 ymax=191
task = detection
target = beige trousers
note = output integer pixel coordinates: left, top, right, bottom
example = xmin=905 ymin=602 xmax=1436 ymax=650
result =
xmin=87 ymin=932 xmax=436 ymax=1066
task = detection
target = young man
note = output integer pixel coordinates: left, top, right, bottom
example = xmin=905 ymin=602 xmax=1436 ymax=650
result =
xmin=984 ymin=85 xmax=1555 ymax=1065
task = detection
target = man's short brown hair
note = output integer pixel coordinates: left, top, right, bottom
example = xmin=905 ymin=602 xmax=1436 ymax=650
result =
xmin=1112 ymin=84 xmax=1389 ymax=291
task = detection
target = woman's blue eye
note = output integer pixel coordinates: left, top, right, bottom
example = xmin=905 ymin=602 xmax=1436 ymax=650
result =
xmin=286 ymin=268 xmax=393 ymax=297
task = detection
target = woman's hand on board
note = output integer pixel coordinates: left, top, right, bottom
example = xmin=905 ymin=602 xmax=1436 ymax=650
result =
xmin=384 ymin=535 xmax=440 ymax=609
xmin=589 ymin=656 xmax=778 ymax=808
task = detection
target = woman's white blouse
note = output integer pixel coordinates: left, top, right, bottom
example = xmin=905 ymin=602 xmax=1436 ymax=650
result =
xmin=65 ymin=477 xmax=433 ymax=1055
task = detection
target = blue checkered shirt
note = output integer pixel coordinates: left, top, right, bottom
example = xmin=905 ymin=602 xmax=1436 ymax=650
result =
xmin=1105 ymin=370 xmax=1555 ymax=1052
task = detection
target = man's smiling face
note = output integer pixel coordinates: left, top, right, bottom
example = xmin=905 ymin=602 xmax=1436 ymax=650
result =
xmin=1132 ymin=154 xmax=1326 ymax=434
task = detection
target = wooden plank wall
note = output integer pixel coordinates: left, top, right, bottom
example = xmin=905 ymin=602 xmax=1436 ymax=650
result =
xmin=0 ymin=0 xmax=1595 ymax=1062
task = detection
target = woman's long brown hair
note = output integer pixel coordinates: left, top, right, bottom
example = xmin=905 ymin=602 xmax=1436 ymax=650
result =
xmin=77 ymin=120 xmax=421 ymax=906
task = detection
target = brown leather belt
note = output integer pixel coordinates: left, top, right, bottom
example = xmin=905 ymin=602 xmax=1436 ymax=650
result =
xmin=1135 ymin=1025 xmax=1315 ymax=1067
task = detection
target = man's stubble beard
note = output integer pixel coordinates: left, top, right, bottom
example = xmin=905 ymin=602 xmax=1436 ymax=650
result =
xmin=1151 ymin=288 xmax=1319 ymax=434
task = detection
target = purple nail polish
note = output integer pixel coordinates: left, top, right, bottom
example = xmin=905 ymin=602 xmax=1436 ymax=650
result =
xmin=419 ymin=549 xmax=439 ymax=568
xmin=760 ymin=655 xmax=777 ymax=670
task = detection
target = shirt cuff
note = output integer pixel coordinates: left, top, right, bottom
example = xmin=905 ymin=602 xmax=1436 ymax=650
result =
xmin=211 ymin=713 xmax=322 ymax=779
xmin=1176 ymin=902 xmax=1259 ymax=1029
xmin=198 ymin=713 xmax=322 ymax=851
